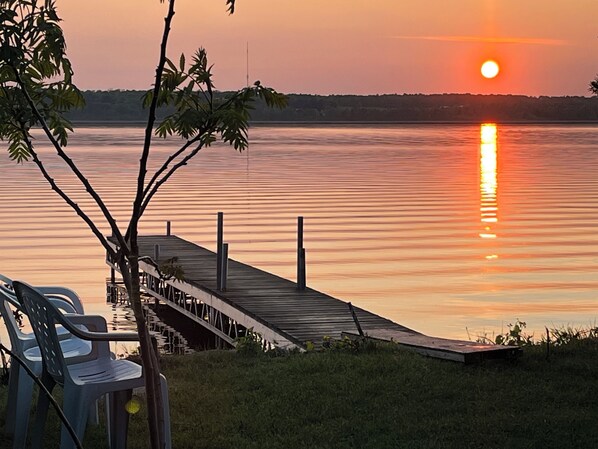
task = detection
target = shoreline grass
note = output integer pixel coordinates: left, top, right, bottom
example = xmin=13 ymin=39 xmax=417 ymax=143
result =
xmin=2 ymin=336 xmax=598 ymax=449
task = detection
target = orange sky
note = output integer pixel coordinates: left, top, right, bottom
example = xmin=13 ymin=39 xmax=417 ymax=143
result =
xmin=58 ymin=0 xmax=598 ymax=96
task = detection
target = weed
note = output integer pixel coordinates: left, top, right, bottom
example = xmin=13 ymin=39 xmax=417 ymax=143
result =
xmin=234 ymin=328 xmax=263 ymax=356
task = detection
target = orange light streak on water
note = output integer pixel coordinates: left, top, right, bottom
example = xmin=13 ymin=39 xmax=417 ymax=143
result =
xmin=480 ymin=124 xmax=499 ymax=255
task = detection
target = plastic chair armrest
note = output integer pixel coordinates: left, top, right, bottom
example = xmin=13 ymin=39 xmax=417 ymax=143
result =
xmin=62 ymin=314 xmax=140 ymax=342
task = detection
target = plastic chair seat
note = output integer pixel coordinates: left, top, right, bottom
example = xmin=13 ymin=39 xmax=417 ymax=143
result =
xmin=24 ymin=337 xmax=92 ymax=364
xmin=68 ymin=358 xmax=143 ymax=385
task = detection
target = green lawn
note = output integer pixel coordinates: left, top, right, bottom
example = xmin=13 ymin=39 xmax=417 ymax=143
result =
xmin=2 ymin=340 xmax=598 ymax=449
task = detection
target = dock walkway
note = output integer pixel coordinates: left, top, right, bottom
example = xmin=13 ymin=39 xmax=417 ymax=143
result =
xmin=107 ymin=235 xmax=520 ymax=362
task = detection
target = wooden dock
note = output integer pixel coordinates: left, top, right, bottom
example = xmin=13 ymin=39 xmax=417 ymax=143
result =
xmin=107 ymin=234 xmax=520 ymax=363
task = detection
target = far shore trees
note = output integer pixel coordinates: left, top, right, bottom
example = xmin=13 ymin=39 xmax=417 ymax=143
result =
xmin=0 ymin=1 xmax=286 ymax=448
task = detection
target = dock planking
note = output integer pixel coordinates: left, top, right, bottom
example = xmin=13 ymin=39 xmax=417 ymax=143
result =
xmin=110 ymin=235 xmax=520 ymax=362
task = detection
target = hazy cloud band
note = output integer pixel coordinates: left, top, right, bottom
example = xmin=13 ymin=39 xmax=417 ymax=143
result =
xmin=390 ymin=35 xmax=568 ymax=46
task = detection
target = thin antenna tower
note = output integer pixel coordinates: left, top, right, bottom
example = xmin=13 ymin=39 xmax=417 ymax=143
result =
xmin=246 ymin=41 xmax=249 ymax=87
xmin=245 ymin=41 xmax=250 ymax=199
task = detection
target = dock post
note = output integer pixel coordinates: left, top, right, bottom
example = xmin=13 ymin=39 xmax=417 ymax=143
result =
xmin=348 ymin=302 xmax=364 ymax=337
xmin=297 ymin=217 xmax=306 ymax=290
xmin=217 ymin=212 xmax=224 ymax=288
xmin=297 ymin=216 xmax=304 ymax=250
xmin=298 ymin=249 xmax=306 ymax=290
xmin=219 ymin=243 xmax=229 ymax=291
xmin=166 ymin=221 xmax=171 ymax=236
xmin=154 ymin=244 xmax=160 ymax=262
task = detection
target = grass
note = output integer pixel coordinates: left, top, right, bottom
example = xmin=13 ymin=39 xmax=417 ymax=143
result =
xmin=2 ymin=338 xmax=598 ymax=449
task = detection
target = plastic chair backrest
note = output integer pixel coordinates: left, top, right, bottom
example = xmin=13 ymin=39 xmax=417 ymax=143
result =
xmin=0 ymin=280 xmax=31 ymax=351
xmin=13 ymin=282 xmax=66 ymax=384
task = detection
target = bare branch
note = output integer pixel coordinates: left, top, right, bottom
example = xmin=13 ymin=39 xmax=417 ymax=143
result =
xmin=142 ymin=139 xmax=194 ymax=200
xmin=130 ymin=0 xmax=176 ymax=246
xmin=140 ymin=139 xmax=205 ymax=216
xmin=18 ymin=129 xmax=117 ymax=259
xmin=11 ymin=68 xmax=130 ymax=255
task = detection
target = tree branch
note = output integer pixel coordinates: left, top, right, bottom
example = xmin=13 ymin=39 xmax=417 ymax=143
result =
xmin=138 ymin=88 xmax=255 ymax=217
xmin=130 ymin=0 xmax=176 ymax=244
xmin=140 ymin=140 xmax=206 ymax=216
xmin=11 ymin=68 xmax=130 ymax=255
xmin=18 ymin=128 xmax=117 ymax=259
xmin=142 ymin=139 xmax=194 ymax=200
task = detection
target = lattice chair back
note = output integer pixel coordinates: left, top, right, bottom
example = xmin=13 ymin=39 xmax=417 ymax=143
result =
xmin=13 ymin=282 xmax=66 ymax=384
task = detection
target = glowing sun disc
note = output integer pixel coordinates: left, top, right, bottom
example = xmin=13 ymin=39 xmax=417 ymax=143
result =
xmin=481 ymin=60 xmax=500 ymax=79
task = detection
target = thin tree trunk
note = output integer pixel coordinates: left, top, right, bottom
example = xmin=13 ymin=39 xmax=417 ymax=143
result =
xmin=120 ymin=256 xmax=166 ymax=449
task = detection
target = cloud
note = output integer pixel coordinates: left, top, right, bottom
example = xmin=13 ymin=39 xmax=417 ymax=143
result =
xmin=390 ymin=35 xmax=568 ymax=46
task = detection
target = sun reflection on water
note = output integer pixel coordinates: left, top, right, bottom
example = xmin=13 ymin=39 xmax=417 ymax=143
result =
xmin=480 ymin=123 xmax=498 ymax=257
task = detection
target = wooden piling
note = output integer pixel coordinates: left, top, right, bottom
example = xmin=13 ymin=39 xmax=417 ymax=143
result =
xmin=298 ymin=249 xmax=306 ymax=290
xmin=220 ymin=243 xmax=229 ymax=291
xmin=166 ymin=221 xmax=171 ymax=236
xmin=217 ymin=212 xmax=223 ymax=288
xmin=154 ymin=244 xmax=160 ymax=262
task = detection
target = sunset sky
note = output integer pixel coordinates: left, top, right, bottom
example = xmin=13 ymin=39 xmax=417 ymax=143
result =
xmin=58 ymin=0 xmax=598 ymax=96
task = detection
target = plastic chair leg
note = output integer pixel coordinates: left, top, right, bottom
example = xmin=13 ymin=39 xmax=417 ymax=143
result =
xmin=88 ymin=399 xmax=99 ymax=426
xmin=10 ymin=367 xmax=35 ymax=449
xmin=4 ymin=361 xmax=20 ymax=435
xmin=160 ymin=375 xmax=172 ymax=449
xmin=30 ymin=373 xmax=55 ymax=449
xmin=60 ymin=388 xmax=90 ymax=449
xmin=107 ymin=389 xmax=132 ymax=449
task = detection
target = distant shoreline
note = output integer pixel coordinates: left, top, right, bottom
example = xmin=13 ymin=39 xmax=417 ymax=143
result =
xmin=67 ymin=91 xmax=598 ymax=124
xmin=71 ymin=120 xmax=598 ymax=126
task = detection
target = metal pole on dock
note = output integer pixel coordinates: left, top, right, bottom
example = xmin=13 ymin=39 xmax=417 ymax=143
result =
xmin=219 ymin=243 xmax=229 ymax=291
xmin=217 ymin=212 xmax=224 ymax=288
xmin=297 ymin=217 xmax=306 ymax=290
xmin=166 ymin=221 xmax=171 ymax=236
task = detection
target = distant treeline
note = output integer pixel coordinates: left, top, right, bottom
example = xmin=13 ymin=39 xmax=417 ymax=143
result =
xmin=67 ymin=90 xmax=598 ymax=123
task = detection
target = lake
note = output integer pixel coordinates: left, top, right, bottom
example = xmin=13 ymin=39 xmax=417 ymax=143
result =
xmin=1 ymin=124 xmax=597 ymax=342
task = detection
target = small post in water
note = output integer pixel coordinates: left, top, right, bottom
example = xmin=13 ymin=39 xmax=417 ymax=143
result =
xmin=166 ymin=221 xmax=171 ymax=236
xmin=217 ymin=212 xmax=224 ymax=288
xmin=154 ymin=244 xmax=160 ymax=262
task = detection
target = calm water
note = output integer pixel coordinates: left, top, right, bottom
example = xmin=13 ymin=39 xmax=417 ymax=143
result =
xmin=1 ymin=124 xmax=597 ymax=341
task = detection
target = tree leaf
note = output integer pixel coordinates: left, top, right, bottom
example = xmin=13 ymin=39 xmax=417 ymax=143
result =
xmin=179 ymin=53 xmax=185 ymax=72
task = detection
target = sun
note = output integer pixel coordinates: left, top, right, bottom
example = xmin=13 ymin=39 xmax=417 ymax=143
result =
xmin=481 ymin=60 xmax=500 ymax=79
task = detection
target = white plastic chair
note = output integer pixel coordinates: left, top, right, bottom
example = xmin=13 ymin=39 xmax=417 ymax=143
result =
xmin=13 ymin=280 xmax=172 ymax=449
xmin=0 ymin=276 xmax=92 ymax=449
